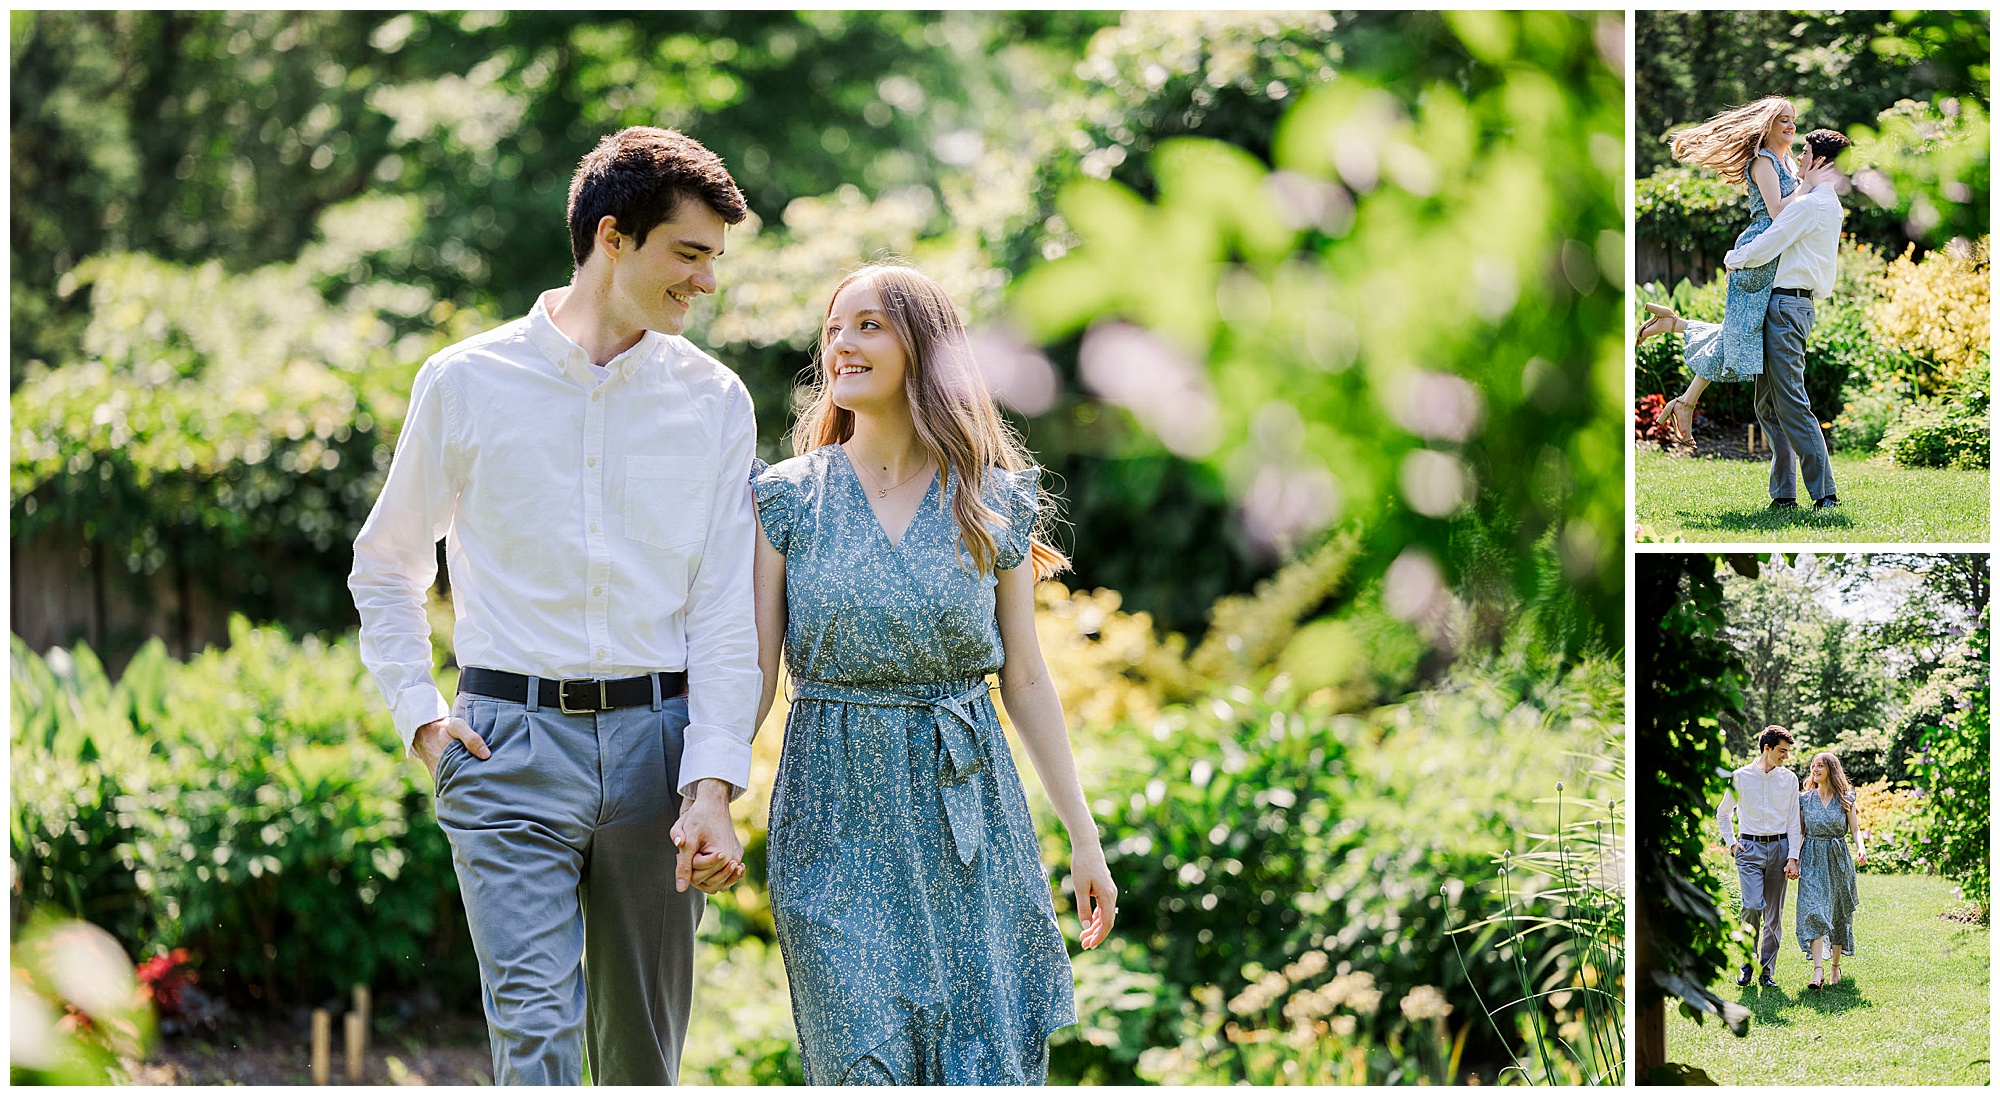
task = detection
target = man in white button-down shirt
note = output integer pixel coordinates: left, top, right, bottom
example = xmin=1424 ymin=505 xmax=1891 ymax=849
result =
xmin=349 ymin=127 xmax=760 ymax=1084
xmin=1723 ymin=129 xmax=1852 ymax=512
xmin=1717 ymin=726 xmax=1805 ymax=988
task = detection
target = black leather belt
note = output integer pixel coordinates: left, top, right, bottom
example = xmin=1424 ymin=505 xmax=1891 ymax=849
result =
xmin=1771 ymin=287 xmax=1813 ymax=299
xmin=458 ymin=667 xmax=688 ymax=714
xmin=1742 ymin=833 xmax=1786 ymax=842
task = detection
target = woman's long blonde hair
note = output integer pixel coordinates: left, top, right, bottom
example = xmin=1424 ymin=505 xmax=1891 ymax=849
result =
xmin=1668 ymin=96 xmax=1793 ymax=185
xmin=793 ymin=262 xmax=1068 ymax=579
xmin=1805 ymin=751 xmax=1854 ymax=812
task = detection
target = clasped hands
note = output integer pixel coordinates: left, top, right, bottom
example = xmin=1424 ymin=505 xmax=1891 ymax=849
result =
xmin=1725 ymin=841 xmax=1801 ymax=879
xmin=414 ymin=717 xmax=746 ymax=895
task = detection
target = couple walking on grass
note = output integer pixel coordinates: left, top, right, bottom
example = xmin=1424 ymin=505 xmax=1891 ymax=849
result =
xmin=1637 ymin=96 xmax=1853 ymax=513
xmin=1718 ymin=727 xmax=1867 ymax=993
xmin=348 ymin=127 xmax=1116 ymax=1085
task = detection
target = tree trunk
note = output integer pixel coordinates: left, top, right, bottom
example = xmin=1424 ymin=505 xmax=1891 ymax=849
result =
xmin=1632 ymin=894 xmax=1665 ymax=1079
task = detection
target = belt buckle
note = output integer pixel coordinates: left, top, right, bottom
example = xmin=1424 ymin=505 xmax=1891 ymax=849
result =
xmin=558 ymin=678 xmax=607 ymax=715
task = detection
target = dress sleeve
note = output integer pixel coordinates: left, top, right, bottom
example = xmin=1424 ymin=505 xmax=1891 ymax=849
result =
xmin=992 ymin=465 xmax=1042 ymax=572
xmin=751 ymin=459 xmax=796 ymax=554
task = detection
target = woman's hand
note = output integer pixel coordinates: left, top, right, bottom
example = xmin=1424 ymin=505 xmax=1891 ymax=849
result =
xmin=1068 ymin=836 xmax=1118 ymax=949
xmin=1854 ymin=848 xmax=1866 ymax=865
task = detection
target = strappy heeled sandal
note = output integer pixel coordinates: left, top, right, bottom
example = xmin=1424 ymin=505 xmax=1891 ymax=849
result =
xmin=1827 ymin=955 xmax=1841 ymax=988
xmin=1806 ymin=958 xmax=1823 ymax=990
xmin=1635 ymin=302 xmax=1683 ymax=346
xmin=1658 ymin=395 xmax=1697 ymax=443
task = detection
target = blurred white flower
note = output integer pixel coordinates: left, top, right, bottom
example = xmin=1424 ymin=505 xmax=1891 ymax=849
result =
xmin=1400 ymin=984 xmax=1454 ymax=1022
xmin=966 ymin=325 xmax=1060 ymax=416
xmin=45 ymin=921 xmax=138 ymax=1021
xmin=1078 ymin=322 xmax=1220 ymax=457
xmin=10 ymin=977 xmax=61 ymax=1071
xmin=1400 ymin=449 xmax=1468 ymax=517
xmin=1393 ymin=370 xmax=1485 ymax=442
xmin=1384 ymin=549 xmax=1447 ymax=624
xmin=1852 ymin=168 xmax=1897 ymax=209
xmin=1243 ymin=460 xmax=1342 ymax=555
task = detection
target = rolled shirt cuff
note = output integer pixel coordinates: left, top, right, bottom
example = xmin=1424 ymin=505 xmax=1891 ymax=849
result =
xmin=678 ymin=722 xmax=753 ymax=801
xmin=393 ymin=683 xmax=451 ymax=758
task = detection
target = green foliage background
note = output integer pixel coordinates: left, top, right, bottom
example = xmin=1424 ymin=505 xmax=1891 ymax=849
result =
xmin=1634 ymin=10 xmax=1989 ymax=255
xmin=13 ymin=10 xmax=1622 ymax=653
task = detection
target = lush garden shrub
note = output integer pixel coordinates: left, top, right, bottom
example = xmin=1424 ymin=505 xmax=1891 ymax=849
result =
xmin=1634 ymin=168 xmax=1750 ymax=261
xmin=9 ymin=214 xmax=486 ymax=651
xmin=1049 ymin=654 xmax=1620 ymax=1084
xmin=1879 ymin=369 xmax=1991 ymax=469
xmin=1636 ymin=167 xmax=1909 ymax=271
xmin=1851 ymin=779 xmax=1925 ymax=874
xmin=1829 ymin=382 xmax=1902 ymax=453
xmin=1907 ymin=626 xmax=1991 ymax=914
xmin=1868 ymin=238 xmax=1991 ymax=396
xmin=10 ymin=621 xmax=475 ymax=1008
xmin=1878 ymin=403 xmax=1984 ymax=469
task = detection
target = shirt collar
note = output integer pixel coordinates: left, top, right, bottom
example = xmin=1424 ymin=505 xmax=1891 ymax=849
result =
xmin=526 ymin=288 xmax=668 ymax=388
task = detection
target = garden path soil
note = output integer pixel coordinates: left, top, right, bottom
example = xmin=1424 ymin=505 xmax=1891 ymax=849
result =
xmin=126 ymin=1017 xmax=492 ymax=1086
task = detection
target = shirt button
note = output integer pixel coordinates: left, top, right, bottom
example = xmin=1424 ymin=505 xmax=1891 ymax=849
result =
xmin=588 ymin=458 xmax=597 ymax=468
xmin=589 ymin=522 xmax=599 ymax=533
xmin=596 ymin=648 xmax=607 ymax=658
xmin=592 ymin=585 xmax=603 ymax=596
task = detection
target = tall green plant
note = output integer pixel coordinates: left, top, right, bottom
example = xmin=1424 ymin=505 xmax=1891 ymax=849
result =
xmin=1448 ymin=756 xmax=1624 ymax=1085
xmin=1910 ymin=621 xmax=1991 ymax=916
xmin=1634 ymin=554 xmax=1752 ymax=1081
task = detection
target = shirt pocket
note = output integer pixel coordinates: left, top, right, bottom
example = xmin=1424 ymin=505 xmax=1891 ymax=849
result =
xmin=624 ymin=455 xmax=712 ymax=551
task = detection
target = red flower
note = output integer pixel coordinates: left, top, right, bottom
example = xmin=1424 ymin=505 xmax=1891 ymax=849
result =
xmin=136 ymin=948 xmax=197 ymax=1015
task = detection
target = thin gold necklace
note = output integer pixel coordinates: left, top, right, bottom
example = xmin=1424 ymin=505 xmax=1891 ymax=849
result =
xmin=847 ymin=446 xmax=930 ymax=498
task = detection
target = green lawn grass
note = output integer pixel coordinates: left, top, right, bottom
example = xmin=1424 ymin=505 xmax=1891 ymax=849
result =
xmin=1664 ymin=869 xmax=1991 ymax=1085
xmin=1635 ymin=449 xmax=1989 ymax=542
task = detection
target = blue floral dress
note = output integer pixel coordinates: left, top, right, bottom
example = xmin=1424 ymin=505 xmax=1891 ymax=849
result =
xmin=1683 ymin=147 xmax=1798 ymax=383
xmin=1795 ymin=790 xmax=1859 ymax=958
xmin=751 ymin=445 xmax=1075 ymax=1085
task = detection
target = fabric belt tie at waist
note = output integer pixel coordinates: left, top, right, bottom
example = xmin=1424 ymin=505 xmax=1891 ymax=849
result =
xmin=791 ymin=679 xmax=992 ymax=868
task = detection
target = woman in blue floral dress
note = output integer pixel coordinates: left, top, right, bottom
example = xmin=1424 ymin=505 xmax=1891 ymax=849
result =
xmin=1637 ymin=96 xmax=1808 ymax=442
xmin=1795 ymin=752 xmax=1865 ymax=990
xmin=749 ymin=263 xmax=1115 ymax=1084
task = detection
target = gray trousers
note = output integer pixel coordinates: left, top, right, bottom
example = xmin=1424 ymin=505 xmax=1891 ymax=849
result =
xmin=434 ymin=687 xmax=704 ymax=1085
xmin=1735 ymin=837 xmax=1790 ymax=973
xmin=1753 ymin=293 xmax=1836 ymax=503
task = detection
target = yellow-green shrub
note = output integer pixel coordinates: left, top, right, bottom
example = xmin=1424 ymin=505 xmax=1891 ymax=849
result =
xmin=1851 ymin=778 xmax=1925 ymax=873
xmin=1868 ymin=238 xmax=1991 ymax=395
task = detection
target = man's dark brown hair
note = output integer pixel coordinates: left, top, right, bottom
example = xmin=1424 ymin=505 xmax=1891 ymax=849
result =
xmin=1803 ymin=128 xmax=1851 ymax=162
xmin=566 ymin=127 xmax=747 ymax=269
xmin=1759 ymin=725 xmax=1795 ymax=751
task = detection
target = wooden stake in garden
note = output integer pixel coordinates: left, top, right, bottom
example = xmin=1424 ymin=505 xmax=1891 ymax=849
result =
xmin=310 ymin=1008 xmax=331 ymax=1085
xmin=353 ymin=984 xmax=371 ymax=1053
xmin=1746 ymin=424 xmax=1761 ymax=454
xmin=345 ymin=1011 xmax=365 ymax=1081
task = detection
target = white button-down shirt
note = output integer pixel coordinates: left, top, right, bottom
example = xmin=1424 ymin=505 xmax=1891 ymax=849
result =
xmin=349 ymin=289 xmax=760 ymax=797
xmin=1723 ymin=185 xmax=1844 ymax=298
xmin=1718 ymin=759 xmax=1804 ymax=859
